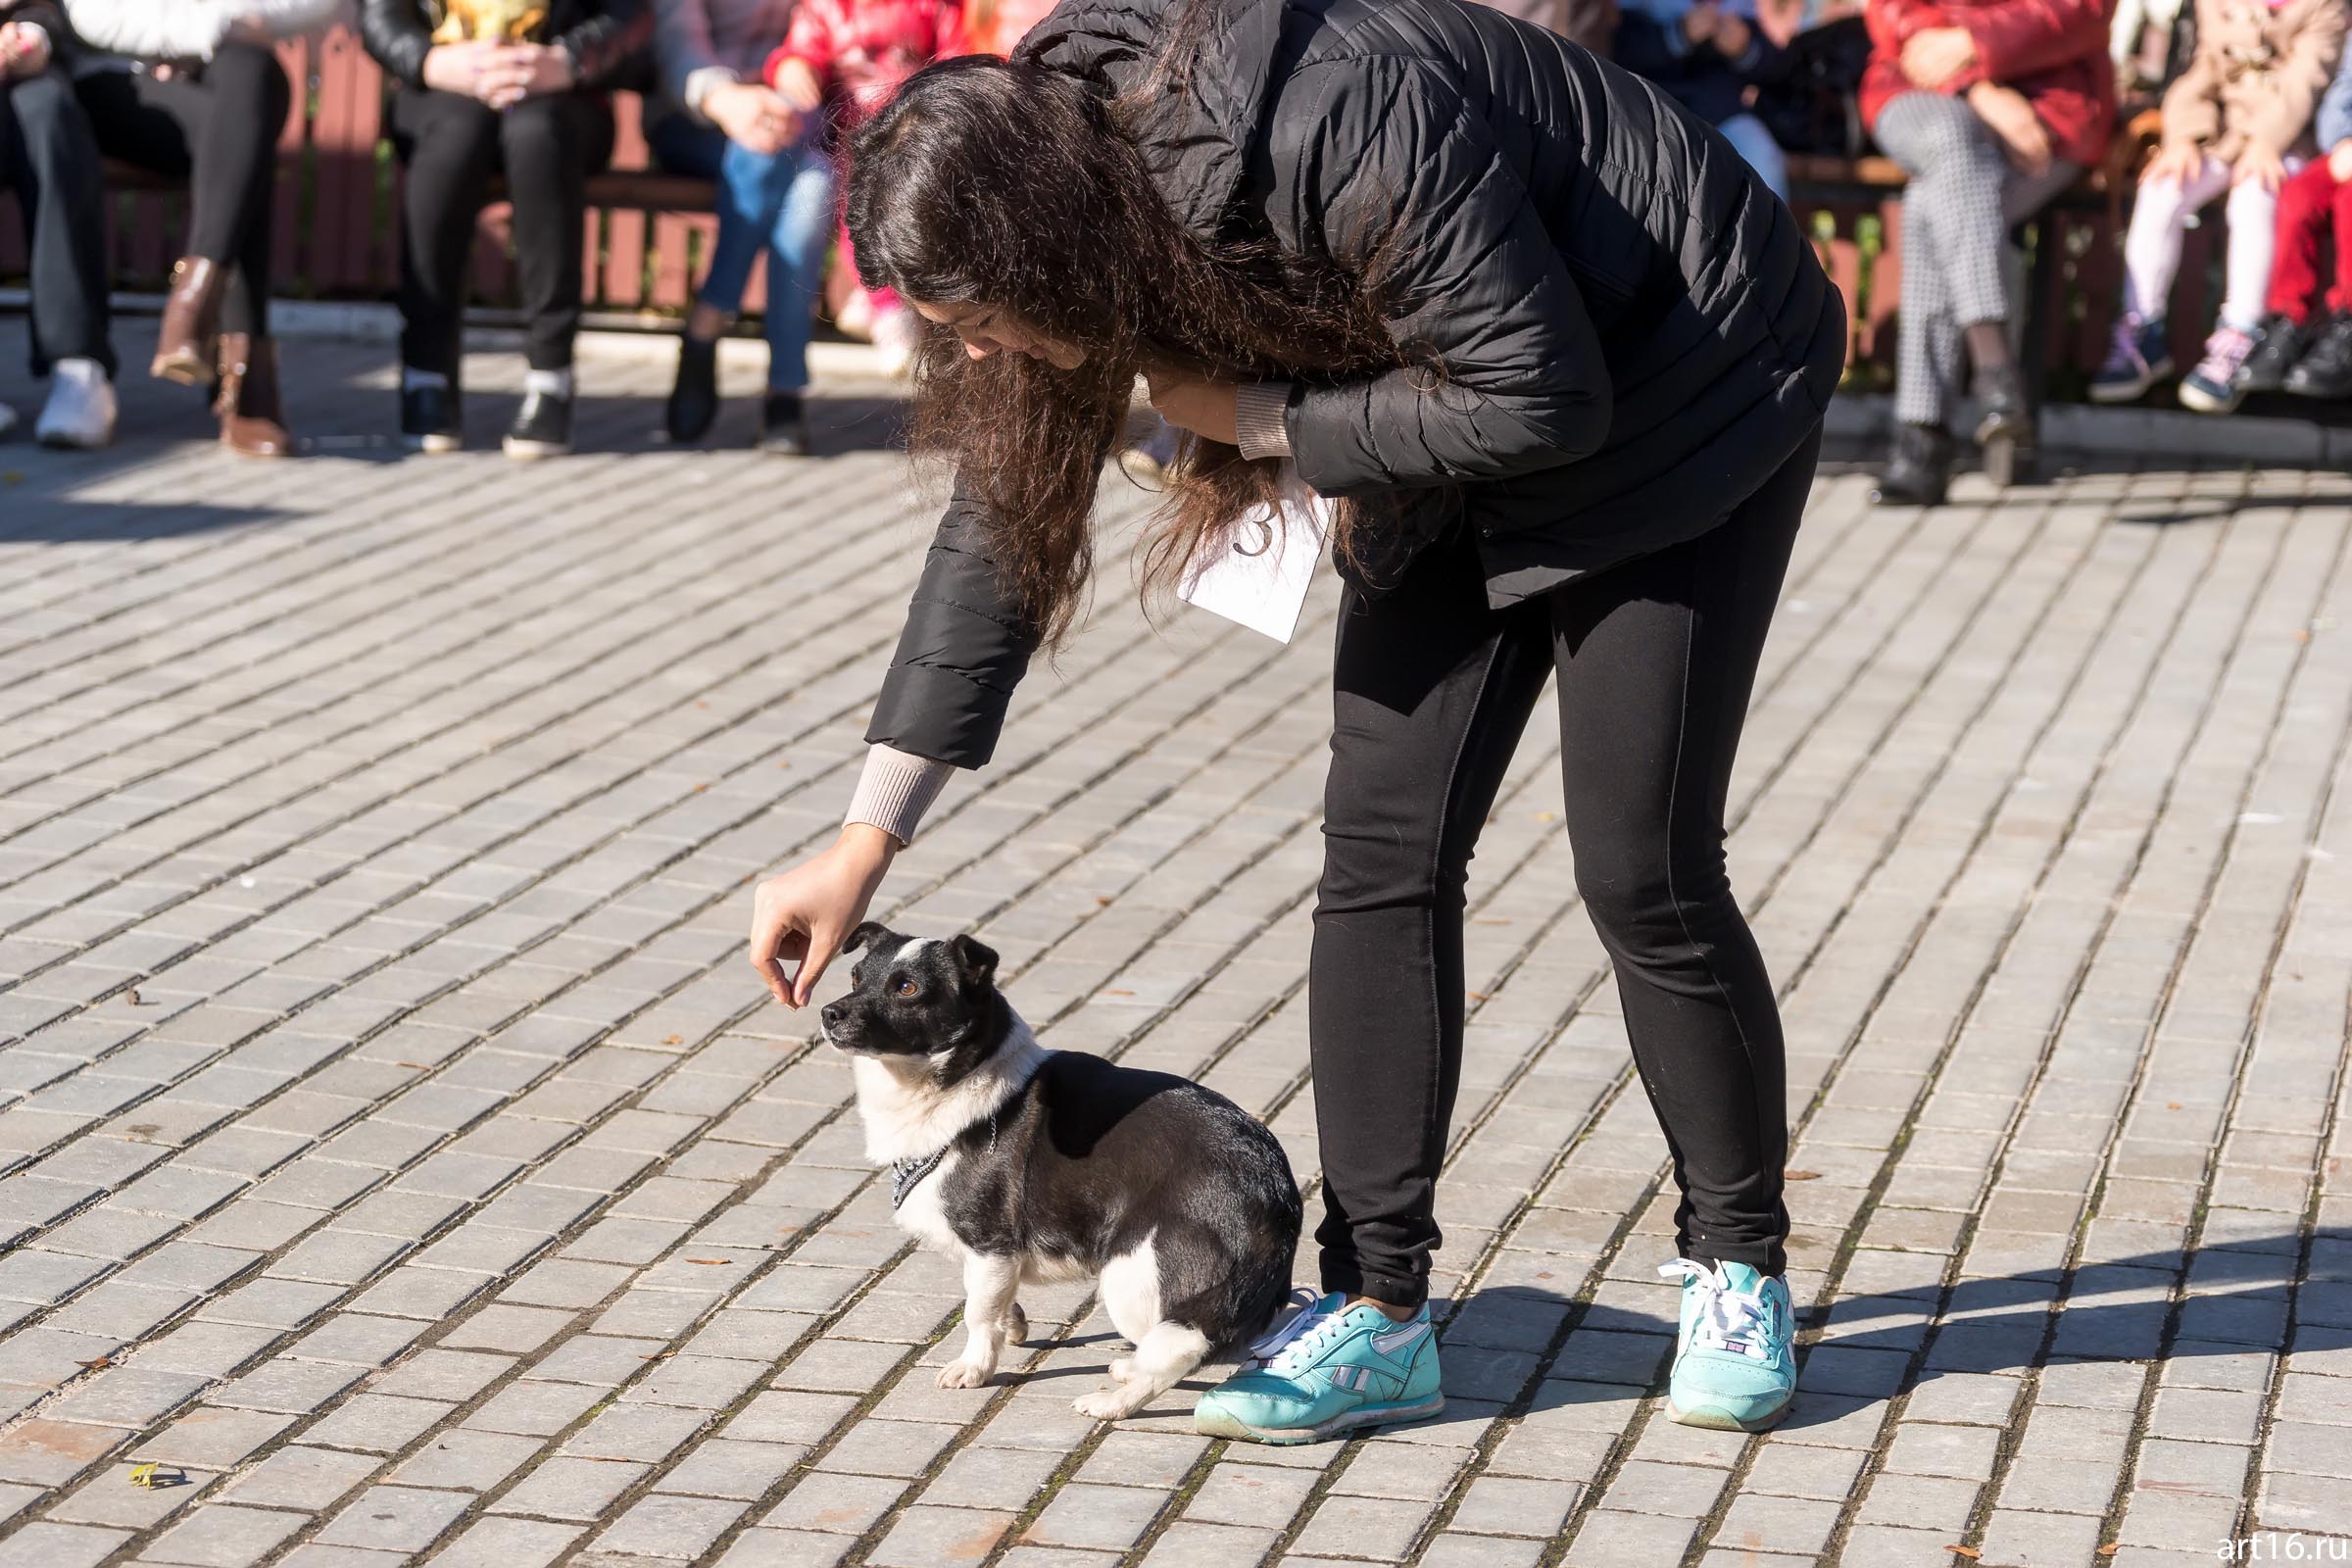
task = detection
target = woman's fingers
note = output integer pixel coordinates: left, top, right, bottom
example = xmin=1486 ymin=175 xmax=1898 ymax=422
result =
xmin=791 ymin=922 xmax=846 ymax=1008
xmin=748 ymin=887 xmax=807 ymax=1007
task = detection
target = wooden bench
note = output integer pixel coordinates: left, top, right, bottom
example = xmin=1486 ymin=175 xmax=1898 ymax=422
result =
xmin=1783 ymin=110 xmax=2167 ymax=401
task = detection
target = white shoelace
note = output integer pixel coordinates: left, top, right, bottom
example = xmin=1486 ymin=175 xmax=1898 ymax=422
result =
xmin=1658 ymin=1258 xmax=1775 ymax=1362
xmin=1246 ymin=1287 xmax=1342 ymax=1376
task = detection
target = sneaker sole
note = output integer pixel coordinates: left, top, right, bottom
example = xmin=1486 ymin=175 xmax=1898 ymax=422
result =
xmin=1666 ymin=1394 xmax=1793 ymax=1433
xmin=406 ymin=433 xmax=463 ymax=456
xmin=2087 ymin=362 xmax=2172 ymax=404
xmin=2177 ymin=381 xmax=2243 ymax=416
xmin=1195 ymin=1393 xmax=1445 ymax=1446
xmin=502 ymin=437 xmax=570 ymax=461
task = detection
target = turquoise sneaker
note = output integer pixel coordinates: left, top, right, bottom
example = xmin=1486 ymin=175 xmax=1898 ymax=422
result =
xmin=1658 ymin=1258 xmax=1797 ymax=1431
xmin=1194 ymin=1289 xmax=1445 ymax=1445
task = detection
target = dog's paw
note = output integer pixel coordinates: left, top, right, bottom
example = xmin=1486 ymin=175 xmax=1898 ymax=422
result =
xmin=1002 ymin=1303 xmax=1028 ymax=1345
xmin=937 ymin=1360 xmax=995 ymax=1390
xmin=1072 ymin=1387 xmax=1137 ymax=1420
xmin=1108 ymin=1356 xmax=1135 ymax=1384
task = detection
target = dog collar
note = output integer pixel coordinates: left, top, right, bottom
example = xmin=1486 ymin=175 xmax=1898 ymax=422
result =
xmin=890 ymin=1149 xmax=947 ymax=1209
xmin=887 ymin=1109 xmax=998 ymax=1209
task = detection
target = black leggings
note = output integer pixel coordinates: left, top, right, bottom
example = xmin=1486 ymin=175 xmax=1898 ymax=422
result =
xmin=1311 ymin=427 xmax=1820 ymax=1309
xmin=388 ymin=88 xmax=616 ymax=376
xmin=77 ymin=43 xmax=291 ymax=339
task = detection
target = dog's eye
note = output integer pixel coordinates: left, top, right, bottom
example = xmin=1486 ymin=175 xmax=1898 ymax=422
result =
xmin=894 ymin=978 xmax=918 ymax=999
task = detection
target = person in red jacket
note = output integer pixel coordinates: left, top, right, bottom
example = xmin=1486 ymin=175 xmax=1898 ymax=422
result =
xmin=1861 ymin=0 xmax=2116 ymax=505
xmin=764 ymin=0 xmax=962 ymax=372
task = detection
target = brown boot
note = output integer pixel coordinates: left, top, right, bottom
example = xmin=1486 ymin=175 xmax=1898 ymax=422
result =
xmin=152 ymin=257 xmax=225 ymax=386
xmin=215 ymin=333 xmax=293 ymax=458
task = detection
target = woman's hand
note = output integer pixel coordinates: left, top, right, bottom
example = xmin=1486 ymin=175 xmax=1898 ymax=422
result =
xmin=1900 ymin=25 xmax=1977 ymax=89
xmin=1144 ymin=369 xmax=1241 ymax=446
xmin=420 ymin=40 xmax=500 ymax=97
xmin=1967 ymin=82 xmax=2051 ymax=175
xmin=1682 ymin=2 xmax=1723 ymax=45
xmin=1712 ymin=11 xmax=1753 ymax=57
xmin=708 ymin=80 xmax=800 ymax=156
xmin=476 ymin=42 xmax=576 ymax=108
xmin=749 ymin=824 xmax=899 ymax=1008
xmin=2140 ymin=141 xmax=2206 ymax=189
xmin=0 ymin=20 xmax=51 ymax=80
xmin=2232 ymin=144 xmax=2286 ymax=193
xmin=2330 ymin=139 xmax=2352 ymax=182
xmin=771 ymin=56 xmax=825 ymax=114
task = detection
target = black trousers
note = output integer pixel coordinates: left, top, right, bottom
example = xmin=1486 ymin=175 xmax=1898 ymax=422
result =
xmin=0 ymin=67 xmax=113 ymax=376
xmin=387 ymin=88 xmax=615 ymax=376
xmin=1311 ymin=427 xmax=1821 ymax=1309
xmin=77 ymin=43 xmax=291 ymax=339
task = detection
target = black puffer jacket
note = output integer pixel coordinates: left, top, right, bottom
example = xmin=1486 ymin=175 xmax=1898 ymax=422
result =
xmin=868 ymin=0 xmax=1845 ymax=769
xmin=360 ymin=0 xmax=651 ymax=88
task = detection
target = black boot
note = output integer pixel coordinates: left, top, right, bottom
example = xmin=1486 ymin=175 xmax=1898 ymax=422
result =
xmin=759 ymin=390 xmax=809 ymax=456
xmin=667 ymin=333 xmax=720 ymax=444
xmin=2241 ymin=313 xmax=2310 ymax=395
xmin=1872 ymin=422 xmax=1954 ymax=507
xmin=1972 ymin=363 xmax=2037 ymax=488
xmin=2285 ymin=314 xmax=2352 ymax=399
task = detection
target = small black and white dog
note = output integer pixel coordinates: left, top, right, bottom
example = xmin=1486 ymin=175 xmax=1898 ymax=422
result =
xmin=821 ymin=922 xmax=1303 ymax=1419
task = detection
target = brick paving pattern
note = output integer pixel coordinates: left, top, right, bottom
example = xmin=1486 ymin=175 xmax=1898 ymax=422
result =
xmin=0 ymin=322 xmax=2347 ymax=1567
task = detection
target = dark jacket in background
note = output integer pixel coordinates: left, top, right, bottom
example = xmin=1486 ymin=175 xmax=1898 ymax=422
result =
xmin=1612 ymin=7 xmax=1788 ymax=127
xmin=359 ymin=0 xmax=653 ymax=88
xmin=866 ymin=0 xmax=1846 ymax=769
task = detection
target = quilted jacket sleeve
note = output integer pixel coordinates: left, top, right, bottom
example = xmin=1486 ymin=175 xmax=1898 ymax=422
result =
xmin=358 ymin=0 xmax=431 ymax=83
xmin=60 ymin=0 xmax=237 ymax=57
xmin=1961 ymin=0 xmax=2109 ymax=83
xmin=1271 ymin=55 xmax=1611 ymax=496
xmin=1866 ymin=0 xmax=1954 ymax=59
xmin=767 ymin=0 xmax=839 ymax=85
xmin=863 ymin=478 xmax=1043 ymax=769
xmin=552 ymin=0 xmax=652 ymax=88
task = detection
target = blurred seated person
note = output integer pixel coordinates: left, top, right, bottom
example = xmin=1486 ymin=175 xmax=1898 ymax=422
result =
xmin=361 ymin=0 xmax=654 ymax=460
xmin=648 ymin=0 xmax=826 ymax=453
xmin=62 ymin=0 xmax=353 ymax=457
xmin=0 ymin=0 xmax=112 ymax=448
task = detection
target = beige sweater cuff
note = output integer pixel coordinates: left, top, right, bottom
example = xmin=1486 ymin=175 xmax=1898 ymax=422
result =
xmin=845 ymin=744 xmax=956 ymax=847
xmin=1234 ymin=380 xmax=1295 ymax=461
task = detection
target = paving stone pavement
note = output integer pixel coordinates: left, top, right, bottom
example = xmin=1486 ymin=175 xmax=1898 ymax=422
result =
xmin=0 ymin=320 xmax=2348 ymax=1568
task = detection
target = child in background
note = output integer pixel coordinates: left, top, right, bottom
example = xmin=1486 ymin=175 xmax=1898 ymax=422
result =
xmin=764 ymin=0 xmax=962 ymax=374
xmin=2091 ymin=0 xmax=2347 ymax=414
xmin=2240 ymin=48 xmax=2352 ymax=396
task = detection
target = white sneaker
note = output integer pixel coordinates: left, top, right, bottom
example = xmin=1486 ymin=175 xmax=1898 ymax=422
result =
xmin=36 ymin=360 xmax=118 ymax=450
xmin=0 ymin=402 xmax=18 ymax=440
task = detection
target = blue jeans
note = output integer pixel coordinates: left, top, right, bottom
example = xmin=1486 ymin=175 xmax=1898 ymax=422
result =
xmin=1715 ymin=112 xmax=1788 ymax=203
xmin=647 ymin=115 xmax=833 ymax=392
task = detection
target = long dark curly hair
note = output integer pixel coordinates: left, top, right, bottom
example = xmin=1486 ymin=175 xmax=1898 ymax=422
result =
xmin=842 ymin=17 xmax=1443 ymax=647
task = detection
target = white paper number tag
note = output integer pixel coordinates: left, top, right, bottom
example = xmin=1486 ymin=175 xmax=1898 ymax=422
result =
xmin=1176 ymin=462 xmax=1331 ymax=644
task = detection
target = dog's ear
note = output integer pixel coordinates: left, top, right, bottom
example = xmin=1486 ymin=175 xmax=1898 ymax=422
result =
xmin=951 ymin=934 xmax=999 ymax=989
xmin=844 ymin=921 xmax=893 ymax=956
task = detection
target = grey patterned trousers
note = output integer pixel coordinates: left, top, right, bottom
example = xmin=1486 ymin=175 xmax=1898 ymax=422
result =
xmin=1874 ymin=91 xmax=2081 ymax=428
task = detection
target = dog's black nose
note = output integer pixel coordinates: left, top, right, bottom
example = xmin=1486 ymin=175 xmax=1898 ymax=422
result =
xmin=820 ymin=1002 xmax=845 ymax=1027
